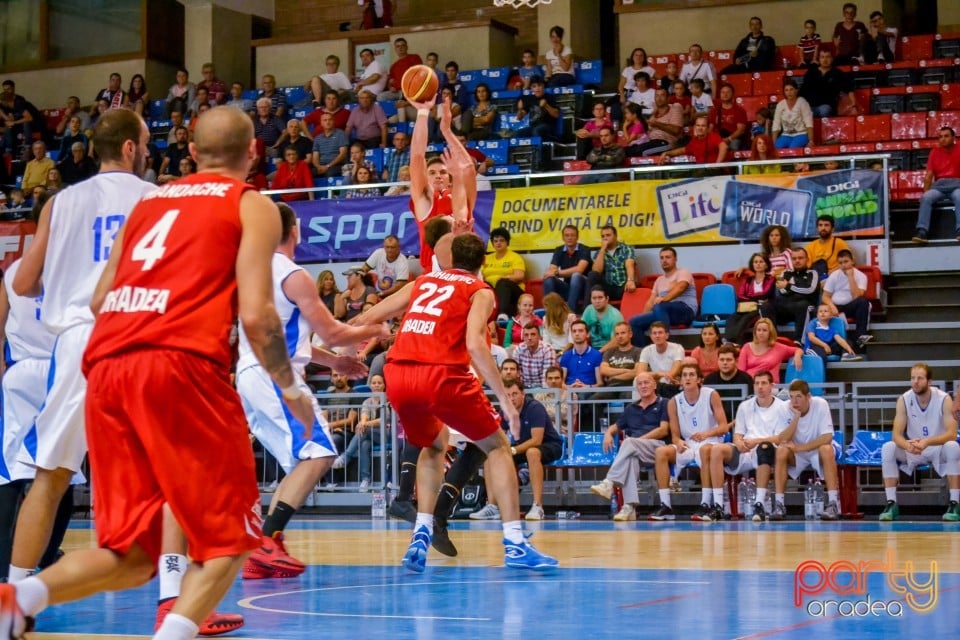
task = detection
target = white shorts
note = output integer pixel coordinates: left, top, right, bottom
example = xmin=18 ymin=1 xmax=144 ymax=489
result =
xmin=674 ymin=439 xmax=719 ymax=468
xmin=788 ymin=440 xmax=843 ymax=480
xmin=20 ymin=324 xmax=92 ymax=472
xmin=1 ymin=358 xmax=50 ymax=484
xmin=724 ymin=448 xmax=761 ymax=476
xmin=893 ymin=445 xmax=950 ymax=476
xmin=237 ymin=365 xmax=337 ymax=475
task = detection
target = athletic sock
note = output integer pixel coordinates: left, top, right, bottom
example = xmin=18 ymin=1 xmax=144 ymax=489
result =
xmin=775 ymin=493 xmax=785 ymax=505
xmin=158 ymin=554 xmax=188 ymax=601
xmin=8 ymin=565 xmax=33 ymax=583
xmin=700 ymin=489 xmax=711 ymax=506
xmin=153 ymin=612 xmax=199 ymax=640
xmin=263 ymin=501 xmax=296 ymax=538
xmin=414 ymin=513 xmax=434 ymax=536
xmin=14 ymin=576 xmax=48 ymax=617
xmin=951 ymin=489 xmax=960 ymax=503
xmin=828 ymin=490 xmax=839 ymax=504
xmin=713 ymin=488 xmax=725 ymax=506
xmin=502 ymin=521 xmax=524 ymax=544
xmin=756 ymin=488 xmax=768 ymax=505
xmin=885 ymin=487 xmax=897 ymax=502
xmin=658 ymin=489 xmax=672 ymax=509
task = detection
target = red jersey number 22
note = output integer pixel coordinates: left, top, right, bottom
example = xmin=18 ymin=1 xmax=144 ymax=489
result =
xmin=409 ymin=282 xmax=454 ymax=317
xmin=131 ymin=209 xmax=180 ymax=271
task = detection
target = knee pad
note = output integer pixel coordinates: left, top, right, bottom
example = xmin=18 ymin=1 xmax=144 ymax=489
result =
xmin=757 ymin=441 xmax=776 ymax=467
xmin=880 ymin=440 xmax=896 ymax=461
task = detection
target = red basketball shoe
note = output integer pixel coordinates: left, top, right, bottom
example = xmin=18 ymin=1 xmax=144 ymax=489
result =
xmin=241 ymin=532 xmax=305 ymax=579
xmin=155 ymin=597 xmax=245 ymax=636
xmin=0 ymin=584 xmax=27 ymax=639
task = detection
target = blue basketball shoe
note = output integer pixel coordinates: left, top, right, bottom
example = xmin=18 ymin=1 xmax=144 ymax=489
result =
xmin=402 ymin=525 xmax=432 ymax=573
xmin=503 ymin=538 xmax=559 ymax=571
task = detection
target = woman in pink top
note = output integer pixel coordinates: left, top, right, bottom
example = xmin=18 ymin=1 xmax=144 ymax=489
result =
xmin=726 ymin=253 xmax=776 ymax=344
xmin=760 ymin=224 xmax=793 ymax=277
xmin=688 ymin=323 xmax=721 ymax=377
xmin=737 ymin=318 xmax=803 ymax=383
xmin=575 ymin=101 xmax=613 ymax=160
xmin=620 ymin=103 xmax=649 ymax=157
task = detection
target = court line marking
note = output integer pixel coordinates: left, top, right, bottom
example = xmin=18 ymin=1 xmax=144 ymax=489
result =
xmin=618 ymin=593 xmax=702 ymax=608
xmin=733 ymin=614 xmax=841 ymax=639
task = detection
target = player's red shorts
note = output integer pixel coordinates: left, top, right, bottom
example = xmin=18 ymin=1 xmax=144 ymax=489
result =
xmin=384 ymin=362 xmax=502 ymax=447
xmin=85 ymin=348 xmax=262 ymax=564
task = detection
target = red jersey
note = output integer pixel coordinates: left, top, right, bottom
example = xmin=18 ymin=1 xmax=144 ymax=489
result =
xmin=387 ymin=268 xmax=491 ymax=368
xmin=83 ymin=173 xmax=254 ymax=374
xmin=412 ymin=188 xmax=452 ymax=272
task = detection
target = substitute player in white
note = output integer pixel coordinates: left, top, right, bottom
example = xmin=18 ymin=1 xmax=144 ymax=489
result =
xmin=236 ymin=203 xmax=385 ymax=578
xmin=770 ymin=379 xmax=843 ymax=521
xmin=649 ymin=363 xmax=729 ymax=521
xmin=8 ymin=110 xmax=157 ymax=584
xmin=879 ymin=363 xmax=959 ymax=522
xmin=709 ymin=370 xmax=793 ymax=522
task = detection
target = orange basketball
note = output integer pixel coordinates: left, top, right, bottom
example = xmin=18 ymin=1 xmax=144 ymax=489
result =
xmin=401 ymin=64 xmax=439 ymax=103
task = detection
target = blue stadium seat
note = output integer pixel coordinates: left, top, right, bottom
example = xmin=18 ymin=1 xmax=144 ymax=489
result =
xmin=481 ymin=67 xmax=511 ymax=91
xmin=545 ymin=85 xmax=584 ymax=96
xmin=801 ymin=316 xmax=847 ymax=362
xmin=282 ymin=86 xmax=308 ymax=105
xmin=507 ymin=136 xmax=541 ymax=148
xmin=785 ymin=355 xmax=826 ymax=396
xmin=241 ymin=89 xmax=259 ymax=100
xmin=489 ymin=164 xmax=521 ymax=175
xmin=575 ymin=60 xmax=603 ymax=87
xmin=559 ymin=432 xmax=615 ymax=467
xmin=842 ymin=430 xmax=891 ymax=466
xmin=692 ymin=284 xmax=736 ymax=328
xmin=353 ymin=384 xmax=372 ymax=393
xmin=388 ymin=122 xmax=413 ymax=137
xmin=458 ymin=70 xmax=482 ymax=93
xmin=148 ymin=99 xmax=166 ymax=119
xmin=364 ymin=147 xmax=385 ymax=173
xmin=476 ymin=139 xmax=508 ymax=164
xmin=292 ymin=107 xmax=313 ymax=119
xmin=379 ymin=100 xmax=398 ymax=119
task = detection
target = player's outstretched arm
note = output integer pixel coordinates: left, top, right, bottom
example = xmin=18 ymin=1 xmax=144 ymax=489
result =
xmin=13 ymin=195 xmax=54 ymax=297
xmin=408 ymin=93 xmax=437 ymax=221
xmin=466 ymin=288 xmax=519 ymax=439
xmin=310 ymin=345 xmax=368 ymax=379
xmin=352 ymin=281 xmax=415 ymax=326
xmin=237 ymin=190 xmax=314 ymax=431
xmin=90 ymin=225 xmax=126 ymax=317
xmin=438 ymin=98 xmax=476 ymax=220
xmin=283 ymin=269 xmax=388 ymax=347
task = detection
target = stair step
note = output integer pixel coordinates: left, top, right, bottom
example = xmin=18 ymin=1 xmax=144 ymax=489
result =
xmin=890 ymin=271 xmax=960 ymax=287
xmin=883 ymin=304 xmax=960 ymax=323
xmin=863 ymin=341 xmax=960 ymax=361
xmin=824 ymin=359 xmax=960 ymax=383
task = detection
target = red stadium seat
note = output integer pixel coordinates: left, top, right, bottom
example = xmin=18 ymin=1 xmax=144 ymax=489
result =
xmin=562 ymin=160 xmax=590 ymax=185
xmin=619 ymin=287 xmax=652 ymax=319
xmin=890 ymin=112 xmax=929 ymax=140
xmin=640 ymin=274 xmax=658 ymax=290
xmin=858 ymin=265 xmax=883 ymax=304
xmin=927 ymin=110 xmax=960 ymax=138
xmin=940 ymin=84 xmax=960 ymax=110
xmin=838 ymin=142 xmax=875 ymax=154
xmin=720 ymin=270 xmax=740 ymax=287
xmin=735 ymin=96 xmax=771 ymax=121
xmin=708 ymin=49 xmax=735 ymax=68
xmin=720 ymin=73 xmax=753 ymax=98
xmin=752 ymin=71 xmax=785 ymax=98
xmin=691 ymin=273 xmax=717 ymax=301
xmin=776 ymin=45 xmax=797 ymax=70
xmin=525 ymin=279 xmax=544 ymax=309
xmin=854 ymin=114 xmax=891 ymax=142
xmin=650 ymin=55 xmax=677 ymax=78
xmin=817 ymin=117 xmax=856 ymax=143
xmin=899 ymin=35 xmax=935 ymax=61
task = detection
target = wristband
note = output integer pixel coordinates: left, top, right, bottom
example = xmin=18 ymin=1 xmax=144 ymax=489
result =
xmin=510 ymin=446 xmax=517 ymax=456
xmin=281 ymin=383 xmax=303 ymax=401
xmin=417 ymin=108 xmax=430 ymax=118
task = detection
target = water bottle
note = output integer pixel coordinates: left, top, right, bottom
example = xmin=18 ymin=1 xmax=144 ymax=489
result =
xmin=518 ymin=467 xmax=530 ymax=486
xmin=805 ymin=479 xmax=816 ymax=520
xmin=722 ymin=484 xmax=731 ymax=517
xmin=737 ymin=478 xmax=747 ymax=517
xmin=610 ymin=497 xmax=618 ymax=518
xmin=370 ymin=492 xmax=386 ymax=519
xmin=814 ymin=478 xmax=825 ymax=517
xmin=600 ymin=417 xmax=609 ymax=433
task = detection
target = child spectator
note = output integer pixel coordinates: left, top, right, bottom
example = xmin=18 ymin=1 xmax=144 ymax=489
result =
xmin=751 ymin=107 xmax=773 ymax=140
xmin=689 ymin=78 xmax=713 ymax=118
xmin=659 ymin=61 xmax=679 ymax=92
xmin=518 ymin=49 xmax=541 ymax=89
xmin=575 ymin=101 xmax=612 ymax=160
xmin=805 ymin=304 xmax=861 ymax=364
xmin=670 ymin=79 xmax=693 ymax=125
xmin=796 ymin=19 xmax=821 ymax=68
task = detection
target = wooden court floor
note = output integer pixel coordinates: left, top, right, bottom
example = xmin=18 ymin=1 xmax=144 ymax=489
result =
xmin=30 ymin=518 xmax=960 ymax=639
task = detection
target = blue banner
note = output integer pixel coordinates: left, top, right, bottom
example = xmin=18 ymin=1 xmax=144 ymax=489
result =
xmin=290 ymin=191 xmax=496 ymax=262
xmin=719 ymin=181 xmax=812 ymax=241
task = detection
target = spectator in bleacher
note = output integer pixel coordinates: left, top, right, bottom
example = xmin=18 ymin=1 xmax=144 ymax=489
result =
xmin=177 ymin=156 xmax=196 ymax=178
xmin=44 ymin=168 xmax=62 ymax=194
xmin=187 ymin=102 xmax=211 ymax=138
xmin=820 ymin=249 xmax=872 ymax=351
xmin=670 ymin=79 xmax=693 ymax=126
xmin=751 ymin=107 xmax=773 ymax=140
xmin=805 ymin=214 xmax=850 ymax=276
xmin=639 ymin=88 xmax=684 ymax=156
xmin=863 ymin=11 xmax=897 ymax=63
xmin=94 ymin=72 xmax=125 ymax=110
xmin=483 ymin=226 xmax=526 ymax=320
xmin=0 ymin=80 xmax=35 ymax=158
xmin=88 ymin=98 xmax=110 ymax=131
xmin=254 ymin=97 xmax=285 ymax=155
xmin=5 ymin=188 xmax=25 ymax=211
xmin=466 ymin=83 xmax=497 ymax=141
xmin=271 ymin=146 xmax=314 ymax=202
xmin=743 ymin=134 xmax=780 ymax=174
xmin=619 ymin=48 xmax=657 ymax=106
xmin=805 ymin=303 xmax=861 ymax=365
xmin=627 ymin=72 xmax=657 ymax=119
xmin=197 ymin=62 xmax=226 ymax=105
xmin=123 ymin=74 xmax=149 ymax=116
xmin=581 ymin=127 xmax=625 ymax=183
xmin=659 ymin=61 xmax=679 ymax=92
xmin=704 ymin=344 xmax=755 ymax=411
xmin=795 ymin=19 xmax=822 ymax=68
xmin=687 ymin=78 xmax=713 ymax=119
xmin=912 ymin=126 xmax=960 ymax=244
xmin=559 ymin=320 xmax=603 ymax=391
xmin=164 ymin=68 xmax=195 ymax=118
xmin=503 ymin=293 xmax=543 ymax=350
xmin=58 ymin=141 xmax=96 ymax=186
xmin=165 ymin=109 xmax=185 ymax=145
xmin=260 ymin=74 xmax=288 ymax=118
xmin=542 ymin=224 xmax=591 ymax=313
xmin=737 ymin=318 xmax=802 ymax=383
xmin=316 ymin=270 xmax=339 ymax=315
xmin=542 ymin=293 xmax=576 ymax=354
xmin=832 ymin=3 xmax=868 ymax=65
xmin=303 ymin=92 xmax=349 ymax=135
xmin=384 ymin=166 xmax=410 ymax=196
xmin=381 ymin=130 xmax=409 ymax=182
xmin=344 ymin=165 xmax=381 ymax=198
xmin=680 ymin=44 xmax=718 ymax=96
xmin=354 ymin=48 xmax=387 ymax=98
xmin=688 ymin=323 xmax=721 ymax=378
xmin=660 ymin=114 xmax=729 ymax=164
xmin=722 ymin=16 xmax=777 ymax=74
xmin=21 ymin=141 xmax=54 ymax=193
xmin=245 ymin=138 xmax=268 ymax=190
xmin=317 ymin=55 xmax=354 ymax=104
xmin=379 ymin=38 xmax=423 ymax=104
xmin=582 ymin=286 xmax=624 ymax=352
xmin=773 ymin=247 xmax=819 ymax=336
xmin=619 ymin=104 xmax=650 ymax=158
xmin=649 ymin=363 xmax=729 ymax=521
xmin=798 ymin=49 xmax=852 ymax=118
xmin=345 ymin=90 xmax=387 ymax=149
xmin=54 ymin=96 xmax=90 ymax=138
xmin=758 ymin=224 xmax=793 ymax=276
xmin=439 ymin=61 xmax=473 ymax=129
xmin=157 ymin=126 xmax=190 ymax=184
xmin=360 ymin=0 xmax=392 ymax=29
xmin=187 ymin=86 xmax=212 ymax=119
xmin=587 ymin=224 xmax=636 ymax=301
xmin=767 ymin=379 xmax=841 ymax=520
xmin=275 ymin=118 xmax=313 ymax=162
xmin=142 ymin=145 xmax=158 ymax=185
xmin=590 ymin=371 xmax=669 ymax=521
xmin=57 ymin=116 xmax=88 ymax=160
xmin=335 ymin=268 xmax=379 ymax=322
xmin=515 ymin=76 xmax=558 ymax=142
xmin=711 ymin=83 xmax=749 ymax=151
xmin=516 ymin=49 xmax=540 ymax=90
xmin=575 ymin=101 xmax=612 ymax=160
xmin=311 ymin=112 xmax=349 ymax=178
xmin=598 ymin=322 xmax=643 ymax=390
xmin=544 ymin=25 xmax=575 ymax=88
xmin=514 ymin=323 xmax=557 ymax=389
xmin=342 ymin=142 xmax=377 ymax=184
xmin=361 ymin=235 xmax=408 ymax=298
xmin=638 ymin=322 xmax=684 ymax=385
xmin=879 ymin=364 xmax=960 ymax=521
xmin=725 ymin=253 xmax=775 ymax=344
xmin=226 ymin=82 xmax=255 ymax=114
xmin=628 ymin=247 xmax=697 ymax=346
xmin=430 ymin=86 xmax=463 ymax=139
xmin=772 ymin=78 xmax=814 ymax=148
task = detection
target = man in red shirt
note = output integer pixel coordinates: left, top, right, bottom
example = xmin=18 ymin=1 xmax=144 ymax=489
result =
xmin=659 ymin=114 xmax=729 ymax=165
xmin=711 ymin=83 xmax=749 ymax=150
xmin=913 ymin=126 xmax=960 ymax=243
xmin=383 ymin=233 xmax=558 ymax=573
xmin=0 ymin=107 xmax=316 ymax=639
xmin=380 ymin=38 xmax=423 ymax=110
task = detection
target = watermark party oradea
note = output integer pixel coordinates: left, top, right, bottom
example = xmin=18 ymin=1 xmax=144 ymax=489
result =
xmin=794 ymin=549 xmax=938 ymax=617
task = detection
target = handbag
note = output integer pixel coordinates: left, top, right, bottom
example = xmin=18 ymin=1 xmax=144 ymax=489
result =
xmin=736 ymin=301 xmax=759 ymax=313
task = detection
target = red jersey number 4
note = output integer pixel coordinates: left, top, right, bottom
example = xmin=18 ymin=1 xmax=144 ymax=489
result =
xmin=131 ymin=209 xmax=181 ymax=271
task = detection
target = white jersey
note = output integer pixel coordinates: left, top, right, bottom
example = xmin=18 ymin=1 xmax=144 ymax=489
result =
xmin=674 ymin=386 xmax=721 ymax=442
xmin=735 ymin=396 xmax=792 ymax=440
xmin=237 ymin=252 xmax=311 ymax=373
xmin=902 ymin=388 xmax=949 ymax=440
xmin=792 ymin=396 xmax=834 ymax=445
xmin=3 ymin=259 xmax=55 ymax=362
xmin=41 ymin=172 xmax=157 ymax=334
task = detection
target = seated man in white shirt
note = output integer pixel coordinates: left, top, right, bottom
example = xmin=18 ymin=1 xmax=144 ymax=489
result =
xmin=638 ymin=321 xmax=684 ymax=385
xmin=361 ymin=235 xmax=409 ymax=298
xmin=821 ymin=249 xmax=872 ymax=352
